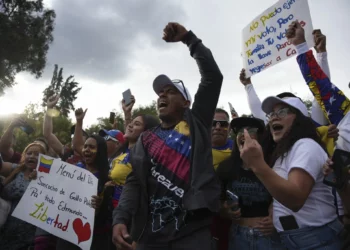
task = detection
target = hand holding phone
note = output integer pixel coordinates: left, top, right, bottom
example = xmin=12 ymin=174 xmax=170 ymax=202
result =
xmin=122 ymin=89 xmax=132 ymax=106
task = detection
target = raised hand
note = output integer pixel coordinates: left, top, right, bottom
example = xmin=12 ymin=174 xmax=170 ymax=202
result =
xmin=239 ymin=69 xmax=252 ymax=86
xmin=312 ymin=29 xmax=326 ymax=53
xmin=286 ymin=20 xmax=306 ymax=46
xmin=162 ymin=22 xmax=188 ymax=43
xmin=75 ymin=108 xmax=87 ymax=122
xmin=47 ymin=95 xmax=60 ymax=109
xmin=10 ymin=116 xmax=26 ymax=128
xmin=240 ymin=129 xmax=264 ymax=169
xmin=122 ymin=95 xmax=135 ymax=114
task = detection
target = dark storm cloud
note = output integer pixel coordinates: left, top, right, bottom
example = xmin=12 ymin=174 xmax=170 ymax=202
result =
xmin=44 ymin=0 xmax=187 ymax=82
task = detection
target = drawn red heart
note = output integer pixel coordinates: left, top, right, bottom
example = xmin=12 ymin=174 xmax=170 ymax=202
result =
xmin=72 ymin=218 xmax=91 ymax=244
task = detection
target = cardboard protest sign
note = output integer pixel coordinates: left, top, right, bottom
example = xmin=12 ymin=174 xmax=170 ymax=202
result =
xmin=12 ymin=154 xmax=98 ymax=250
xmin=242 ymin=0 xmax=314 ymax=77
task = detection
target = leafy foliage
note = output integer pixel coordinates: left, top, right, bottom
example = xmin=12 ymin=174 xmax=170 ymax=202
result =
xmin=42 ymin=65 xmax=82 ymax=117
xmin=0 ymin=0 xmax=56 ymax=95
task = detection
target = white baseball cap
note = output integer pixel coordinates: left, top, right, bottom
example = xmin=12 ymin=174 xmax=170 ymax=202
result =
xmin=262 ymin=96 xmax=309 ymax=117
xmin=153 ymin=75 xmax=192 ymax=104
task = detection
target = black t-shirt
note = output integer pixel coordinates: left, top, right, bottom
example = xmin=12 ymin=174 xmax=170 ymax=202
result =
xmin=140 ymin=122 xmax=211 ymax=245
xmin=230 ymin=166 xmax=272 ymax=217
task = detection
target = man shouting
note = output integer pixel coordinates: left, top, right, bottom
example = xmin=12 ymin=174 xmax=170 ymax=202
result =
xmin=112 ymin=22 xmax=223 ymax=250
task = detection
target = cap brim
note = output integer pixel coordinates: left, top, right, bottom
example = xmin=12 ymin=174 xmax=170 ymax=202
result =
xmin=153 ymin=74 xmax=173 ymax=95
xmin=261 ymin=96 xmax=288 ymax=114
xmin=230 ymin=117 xmax=265 ymax=133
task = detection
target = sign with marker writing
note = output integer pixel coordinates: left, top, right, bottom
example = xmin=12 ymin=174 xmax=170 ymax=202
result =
xmin=242 ymin=0 xmax=314 ymax=77
xmin=12 ymin=154 xmax=98 ymax=250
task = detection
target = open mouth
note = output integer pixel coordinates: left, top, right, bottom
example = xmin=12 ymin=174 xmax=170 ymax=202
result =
xmin=27 ymin=159 xmax=37 ymax=164
xmin=272 ymin=123 xmax=284 ymax=132
xmin=158 ymin=100 xmax=168 ymax=109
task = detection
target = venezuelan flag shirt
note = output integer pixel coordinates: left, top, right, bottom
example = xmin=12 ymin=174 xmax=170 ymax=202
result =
xmin=141 ymin=121 xmax=196 ymax=243
xmin=212 ymin=139 xmax=233 ymax=171
xmin=109 ymin=151 xmax=132 ymax=208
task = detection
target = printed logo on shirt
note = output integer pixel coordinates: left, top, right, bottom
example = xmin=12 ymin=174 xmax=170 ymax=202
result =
xmin=150 ymin=195 xmax=187 ymax=232
xmin=151 ymin=166 xmax=184 ymax=198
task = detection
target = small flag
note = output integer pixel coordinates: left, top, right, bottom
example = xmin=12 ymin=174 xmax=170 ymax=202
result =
xmin=38 ymin=156 xmax=54 ymax=173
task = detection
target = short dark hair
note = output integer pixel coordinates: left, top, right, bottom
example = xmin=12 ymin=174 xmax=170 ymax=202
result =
xmin=215 ymin=108 xmax=229 ymax=120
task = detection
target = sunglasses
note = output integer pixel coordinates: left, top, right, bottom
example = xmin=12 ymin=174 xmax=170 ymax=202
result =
xmin=172 ymin=79 xmax=189 ymax=101
xmin=104 ymin=135 xmax=118 ymax=142
xmin=212 ymin=120 xmax=229 ymax=128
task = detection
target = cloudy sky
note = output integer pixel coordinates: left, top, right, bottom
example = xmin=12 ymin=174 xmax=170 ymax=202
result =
xmin=0 ymin=0 xmax=349 ymax=127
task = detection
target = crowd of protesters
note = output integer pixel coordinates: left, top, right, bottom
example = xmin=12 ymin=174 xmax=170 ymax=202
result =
xmin=0 ymin=21 xmax=349 ymax=250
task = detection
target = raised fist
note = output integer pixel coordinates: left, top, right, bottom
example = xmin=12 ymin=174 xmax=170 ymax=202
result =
xmin=47 ymin=95 xmax=60 ymax=109
xmin=313 ymin=29 xmax=326 ymax=53
xmin=286 ymin=20 xmax=306 ymax=46
xmin=162 ymin=22 xmax=188 ymax=43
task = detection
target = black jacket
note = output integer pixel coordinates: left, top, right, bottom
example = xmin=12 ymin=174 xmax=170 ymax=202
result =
xmin=112 ymin=31 xmax=224 ymax=241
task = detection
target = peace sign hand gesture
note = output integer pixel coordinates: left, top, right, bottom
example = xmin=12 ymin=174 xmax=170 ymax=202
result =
xmin=240 ymin=129 xmax=264 ymax=170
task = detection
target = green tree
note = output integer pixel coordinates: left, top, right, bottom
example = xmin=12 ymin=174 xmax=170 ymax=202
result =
xmin=132 ymin=101 xmax=158 ymax=117
xmin=42 ymin=65 xmax=82 ymax=117
xmin=0 ymin=0 xmax=56 ymax=95
xmin=86 ymin=113 xmax=125 ymax=135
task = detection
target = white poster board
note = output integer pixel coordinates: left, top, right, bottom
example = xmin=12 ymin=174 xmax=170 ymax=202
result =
xmin=12 ymin=154 xmax=98 ymax=250
xmin=242 ymin=0 xmax=314 ymax=77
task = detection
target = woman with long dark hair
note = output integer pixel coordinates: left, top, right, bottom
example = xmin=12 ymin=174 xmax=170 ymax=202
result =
xmin=0 ymin=142 xmax=47 ymax=250
xmin=240 ymin=96 xmax=343 ymax=249
xmin=56 ymin=109 xmax=111 ymax=250
xmin=217 ymin=117 xmax=285 ymax=249
xmin=109 ymin=113 xmax=160 ymax=208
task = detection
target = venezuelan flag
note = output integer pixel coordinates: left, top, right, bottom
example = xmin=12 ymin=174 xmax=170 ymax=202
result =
xmin=38 ymin=157 xmax=53 ymax=173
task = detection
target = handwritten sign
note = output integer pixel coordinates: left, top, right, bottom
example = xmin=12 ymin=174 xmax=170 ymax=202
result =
xmin=12 ymin=154 xmax=98 ymax=250
xmin=242 ymin=0 xmax=314 ymax=77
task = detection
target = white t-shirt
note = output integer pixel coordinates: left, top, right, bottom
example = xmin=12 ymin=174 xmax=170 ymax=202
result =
xmin=272 ymin=138 xmax=337 ymax=232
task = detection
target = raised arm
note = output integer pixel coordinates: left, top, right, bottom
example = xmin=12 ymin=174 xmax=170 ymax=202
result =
xmin=181 ymin=27 xmax=224 ymax=126
xmin=122 ymin=95 xmax=135 ymax=132
xmin=43 ymin=95 xmax=64 ymax=156
xmin=0 ymin=117 xmax=26 ymax=160
xmin=72 ymin=108 xmax=87 ymax=156
xmin=311 ymin=29 xmax=331 ymax=126
xmin=240 ymin=69 xmax=266 ymax=123
xmin=286 ymin=21 xmax=350 ymax=125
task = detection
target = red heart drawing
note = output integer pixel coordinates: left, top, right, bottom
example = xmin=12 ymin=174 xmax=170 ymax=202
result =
xmin=73 ymin=218 xmax=91 ymax=244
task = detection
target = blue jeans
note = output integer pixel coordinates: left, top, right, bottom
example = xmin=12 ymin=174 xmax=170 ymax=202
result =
xmin=279 ymin=219 xmax=344 ymax=250
xmin=229 ymin=225 xmax=287 ymax=250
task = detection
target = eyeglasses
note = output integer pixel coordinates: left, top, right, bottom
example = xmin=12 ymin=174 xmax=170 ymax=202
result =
xmin=212 ymin=120 xmax=229 ymax=128
xmin=172 ymin=79 xmax=189 ymax=101
xmin=104 ymin=135 xmax=118 ymax=142
xmin=236 ymin=127 xmax=259 ymax=137
xmin=266 ymin=108 xmax=292 ymax=121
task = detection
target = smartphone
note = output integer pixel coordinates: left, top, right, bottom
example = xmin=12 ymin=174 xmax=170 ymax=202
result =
xmin=228 ymin=102 xmax=238 ymax=117
xmin=226 ymin=190 xmax=239 ymax=211
xmin=109 ymin=112 xmax=115 ymax=124
xmin=279 ymin=215 xmax=299 ymax=231
xmin=323 ymin=149 xmax=350 ymax=188
xmin=122 ymin=89 xmax=132 ymax=106
xmin=20 ymin=125 xmax=35 ymax=135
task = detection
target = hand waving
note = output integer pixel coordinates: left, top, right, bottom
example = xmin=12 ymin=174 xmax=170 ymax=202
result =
xmin=162 ymin=22 xmax=188 ymax=43
xmin=240 ymin=129 xmax=264 ymax=170
xmin=75 ymin=108 xmax=87 ymax=122
xmin=286 ymin=20 xmax=306 ymax=46
xmin=239 ymin=69 xmax=252 ymax=86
